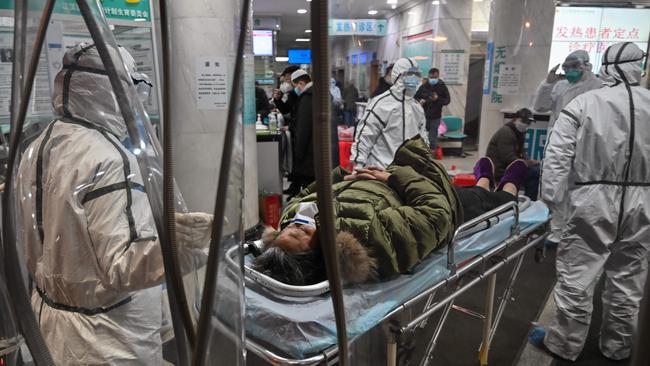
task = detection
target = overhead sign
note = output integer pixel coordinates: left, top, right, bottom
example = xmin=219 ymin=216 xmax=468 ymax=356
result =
xmin=329 ymin=19 xmax=387 ymax=36
xmin=0 ymin=0 xmax=152 ymax=22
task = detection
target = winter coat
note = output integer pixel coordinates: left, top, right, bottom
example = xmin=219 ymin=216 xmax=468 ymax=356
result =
xmin=486 ymin=122 xmax=527 ymax=179
xmin=343 ymin=85 xmax=359 ymax=111
xmin=372 ymin=77 xmax=391 ymax=98
xmin=280 ymin=137 xmax=462 ymax=280
xmin=415 ymin=79 xmax=451 ymax=121
xmin=293 ymin=83 xmax=315 ymax=178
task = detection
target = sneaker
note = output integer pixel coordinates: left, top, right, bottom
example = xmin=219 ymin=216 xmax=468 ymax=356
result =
xmin=473 ymin=157 xmax=495 ymax=189
xmin=497 ymin=159 xmax=529 ymax=191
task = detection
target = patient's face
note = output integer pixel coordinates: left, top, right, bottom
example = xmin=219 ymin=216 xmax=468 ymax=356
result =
xmin=274 ymin=223 xmax=316 ymax=253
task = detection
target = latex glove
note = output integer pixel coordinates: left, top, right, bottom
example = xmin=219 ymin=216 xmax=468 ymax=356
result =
xmin=175 ymin=212 xmax=214 ymax=249
xmin=546 ymin=64 xmax=564 ymax=84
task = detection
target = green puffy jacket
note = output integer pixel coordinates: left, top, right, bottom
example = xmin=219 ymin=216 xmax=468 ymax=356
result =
xmin=280 ymin=137 xmax=462 ymax=279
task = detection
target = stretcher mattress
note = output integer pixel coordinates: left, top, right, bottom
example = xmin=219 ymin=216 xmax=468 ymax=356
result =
xmin=244 ymin=201 xmax=549 ymax=359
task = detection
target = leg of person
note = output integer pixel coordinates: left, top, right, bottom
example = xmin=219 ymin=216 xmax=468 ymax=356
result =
xmin=543 ymin=219 xmax=614 ymax=360
xmin=427 ymin=118 xmax=441 ymax=150
xmin=547 ymin=195 xmax=568 ymax=244
xmin=599 ymin=228 xmax=650 ymax=360
xmin=524 ymin=164 xmax=540 ymax=201
xmin=456 ymin=186 xmax=515 ymax=222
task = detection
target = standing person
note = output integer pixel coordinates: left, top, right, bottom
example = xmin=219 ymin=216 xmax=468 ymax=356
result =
xmin=415 ymin=67 xmax=451 ymax=151
xmin=290 ymin=69 xmax=316 ymax=194
xmin=16 ymin=44 xmax=213 ymax=365
xmin=273 ymin=65 xmax=301 ymax=117
xmin=255 ymin=81 xmax=271 ymax=119
xmin=343 ymin=82 xmax=359 ymax=125
xmin=371 ymin=63 xmax=394 ymax=98
xmin=536 ymin=42 xmax=650 ymax=362
xmin=533 ymin=50 xmax=603 ymax=245
xmin=351 ymin=57 xmax=428 ymax=170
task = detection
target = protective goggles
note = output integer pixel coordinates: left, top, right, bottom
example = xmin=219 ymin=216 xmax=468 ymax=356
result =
xmin=402 ymin=67 xmax=422 ymax=78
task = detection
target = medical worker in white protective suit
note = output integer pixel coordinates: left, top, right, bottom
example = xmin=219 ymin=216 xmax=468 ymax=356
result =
xmin=533 ymin=50 xmax=603 ymax=246
xmin=351 ymin=57 xmax=428 ymax=169
xmin=540 ymin=42 xmax=650 ymax=361
xmin=16 ymin=44 xmax=213 ymax=365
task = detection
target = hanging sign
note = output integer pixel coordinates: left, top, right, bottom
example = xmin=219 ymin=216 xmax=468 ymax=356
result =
xmin=329 ymin=19 xmax=387 ymax=36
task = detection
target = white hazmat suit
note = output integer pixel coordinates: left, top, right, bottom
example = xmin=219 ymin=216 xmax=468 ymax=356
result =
xmin=533 ymin=50 xmax=603 ymax=244
xmin=541 ymin=42 xmax=650 ymax=361
xmin=16 ymin=44 xmax=211 ymax=365
xmin=351 ymin=57 xmax=428 ymax=169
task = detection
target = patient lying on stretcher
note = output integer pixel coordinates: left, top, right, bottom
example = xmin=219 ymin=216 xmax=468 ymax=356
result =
xmin=252 ymin=137 xmax=528 ymax=286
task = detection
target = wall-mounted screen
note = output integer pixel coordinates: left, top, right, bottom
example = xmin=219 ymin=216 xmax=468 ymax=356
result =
xmin=288 ymin=49 xmax=311 ymax=64
xmin=253 ymin=30 xmax=274 ymax=56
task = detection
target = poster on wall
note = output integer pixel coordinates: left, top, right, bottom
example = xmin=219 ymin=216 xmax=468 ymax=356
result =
xmin=195 ymin=57 xmax=228 ymax=110
xmin=402 ymin=31 xmax=433 ymax=75
xmin=549 ymin=7 xmax=650 ymax=73
xmin=497 ymin=64 xmax=521 ymax=95
xmin=439 ymin=50 xmax=465 ymax=85
xmin=0 ymin=31 xmax=13 ymax=118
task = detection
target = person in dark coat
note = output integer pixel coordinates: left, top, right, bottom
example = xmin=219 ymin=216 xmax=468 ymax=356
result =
xmin=290 ymin=70 xmax=316 ymax=194
xmin=486 ymin=108 xmax=540 ymax=199
xmin=255 ymin=82 xmax=271 ymax=119
xmin=414 ymin=68 xmax=450 ymax=150
xmin=273 ymin=65 xmax=301 ymax=118
xmin=371 ymin=63 xmax=394 ymax=98
xmin=343 ymin=83 xmax=359 ymax=125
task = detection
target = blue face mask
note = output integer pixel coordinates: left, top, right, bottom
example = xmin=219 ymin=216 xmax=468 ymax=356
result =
xmin=428 ymin=78 xmax=439 ymax=86
xmin=565 ymin=70 xmax=583 ymax=84
xmin=294 ymin=86 xmax=302 ymax=96
xmin=403 ymin=75 xmax=421 ymax=90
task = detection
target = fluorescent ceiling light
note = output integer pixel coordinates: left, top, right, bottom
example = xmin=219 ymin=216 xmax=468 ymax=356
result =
xmin=306 ymin=0 xmax=312 ymax=2
xmin=134 ymin=18 xmax=146 ymax=22
xmin=296 ymin=38 xmax=310 ymax=42
xmin=408 ymin=11 xmax=417 ymax=15
xmin=426 ymin=36 xmax=448 ymax=42
xmin=432 ymin=0 xmax=440 ymax=4
xmin=297 ymin=8 xmax=308 ymax=14
xmin=391 ymin=4 xmax=397 ymax=8
xmin=474 ymin=0 xmax=483 ymax=2
xmin=276 ymin=57 xmax=289 ymax=62
xmin=368 ymin=10 xmax=378 ymax=15
xmin=524 ymin=21 xmax=531 ymax=28
xmin=305 ymin=29 xmax=312 ymax=33
xmin=387 ymin=0 xmax=398 ymax=4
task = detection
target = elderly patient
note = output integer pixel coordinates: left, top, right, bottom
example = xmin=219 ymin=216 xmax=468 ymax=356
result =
xmin=253 ymin=137 xmax=528 ymax=285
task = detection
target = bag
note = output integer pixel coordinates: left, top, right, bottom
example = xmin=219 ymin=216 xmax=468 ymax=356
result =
xmin=438 ymin=120 xmax=448 ymax=136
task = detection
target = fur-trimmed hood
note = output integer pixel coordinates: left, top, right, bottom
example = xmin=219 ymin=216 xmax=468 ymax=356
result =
xmin=261 ymin=227 xmax=377 ymax=284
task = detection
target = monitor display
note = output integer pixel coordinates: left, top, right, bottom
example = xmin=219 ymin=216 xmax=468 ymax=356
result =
xmin=288 ymin=49 xmax=312 ymax=64
xmin=253 ymin=30 xmax=274 ymax=56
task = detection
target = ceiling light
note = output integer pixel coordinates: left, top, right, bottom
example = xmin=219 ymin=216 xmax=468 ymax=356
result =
xmin=305 ymin=29 xmax=312 ymax=33
xmin=426 ymin=36 xmax=448 ymax=42
xmin=474 ymin=0 xmax=483 ymax=2
xmin=306 ymin=0 xmax=312 ymax=2
xmin=275 ymin=24 xmax=280 ymax=28
xmin=297 ymin=8 xmax=307 ymax=14
xmin=635 ymin=4 xmax=645 ymax=8
xmin=387 ymin=0 xmax=398 ymax=3
xmin=528 ymin=41 xmax=534 ymax=47
xmin=275 ymin=57 xmax=289 ymax=62
xmin=391 ymin=4 xmax=397 ymax=8
xmin=432 ymin=0 xmax=440 ymax=4
xmin=296 ymin=38 xmax=310 ymax=42
xmin=408 ymin=11 xmax=416 ymax=15
xmin=524 ymin=21 xmax=531 ymax=28
xmin=368 ymin=10 xmax=378 ymax=15
xmin=134 ymin=18 xmax=146 ymax=22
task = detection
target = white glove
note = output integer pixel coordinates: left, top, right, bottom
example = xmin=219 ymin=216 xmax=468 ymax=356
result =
xmin=175 ymin=212 xmax=214 ymax=249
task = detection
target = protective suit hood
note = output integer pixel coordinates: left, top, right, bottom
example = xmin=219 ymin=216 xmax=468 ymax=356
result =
xmin=52 ymin=43 xmax=137 ymax=140
xmin=564 ymin=50 xmax=592 ymax=71
xmin=390 ymin=57 xmax=419 ymax=97
xmin=599 ymin=42 xmax=645 ymax=86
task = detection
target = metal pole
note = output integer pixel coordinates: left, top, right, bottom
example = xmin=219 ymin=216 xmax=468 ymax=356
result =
xmin=311 ymin=0 xmax=349 ymax=364
xmin=2 ymin=0 xmax=56 ymax=364
xmin=420 ymin=300 xmax=455 ymax=366
xmin=488 ymin=252 xmax=525 ymax=345
xmin=479 ymin=274 xmax=497 ymax=366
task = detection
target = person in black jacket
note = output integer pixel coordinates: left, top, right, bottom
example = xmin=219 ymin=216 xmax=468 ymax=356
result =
xmin=273 ymin=65 xmax=301 ymax=118
xmin=371 ymin=63 xmax=393 ymax=98
xmin=414 ymin=68 xmax=450 ymax=151
xmin=255 ymin=82 xmax=271 ymax=119
xmin=289 ymin=70 xmax=316 ymax=195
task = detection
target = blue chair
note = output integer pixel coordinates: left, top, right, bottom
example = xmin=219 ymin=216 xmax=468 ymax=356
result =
xmin=441 ymin=116 xmax=468 ymax=156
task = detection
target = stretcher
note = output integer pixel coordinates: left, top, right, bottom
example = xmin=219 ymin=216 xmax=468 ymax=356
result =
xmin=226 ymin=197 xmax=550 ymax=365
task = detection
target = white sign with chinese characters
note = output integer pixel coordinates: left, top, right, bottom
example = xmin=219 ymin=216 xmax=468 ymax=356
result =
xmin=196 ymin=57 xmax=228 ymax=110
xmin=439 ymin=50 xmax=465 ymax=85
xmin=329 ymin=19 xmax=387 ymax=36
xmin=497 ymin=64 xmax=521 ymax=95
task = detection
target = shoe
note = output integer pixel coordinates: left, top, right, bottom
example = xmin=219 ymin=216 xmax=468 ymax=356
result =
xmin=528 ymin=324 xmax=572 ymax=361
xmin=544 ymin=239 xmax=558 ymax=250
xmin=497 ymin=159 xmax=529 ymax=191
xmin=473 ymin=157 xmax=495 ymax=189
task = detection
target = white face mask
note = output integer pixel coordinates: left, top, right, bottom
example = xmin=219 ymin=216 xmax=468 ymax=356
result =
xmin=290 ymin=202 xmax=319 ymax=228
xmin=280 ymin=81 xmax=293 ymax=93
xmin=514 ymin=120 xmax=529 ymax=133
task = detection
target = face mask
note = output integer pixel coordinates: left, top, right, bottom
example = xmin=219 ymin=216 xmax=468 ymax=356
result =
xmin=403 ymin=75 xmax=421 ymax=91
xmin=290 ymin=202 xmax=319 ymax=228
xmin=428 ymin=78 xmax=439 ymax=86
xmin=294 ymin=86 xmax=302 ymax=96
xmin=280 ymin=82 xmax=292 ymax=93
xmin=514 ymin=120 xmax=529 ymax=133
xmin=565 ymin=70 xmax=583 ymax=84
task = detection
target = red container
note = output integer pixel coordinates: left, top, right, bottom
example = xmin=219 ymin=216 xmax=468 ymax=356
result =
xmin=260 ymin=194 xmax=281 ymax=228
xmin=452 ymin=173 xmax=477 ymax=187
xmin=339 ymin=141 xmax=354 ymax=170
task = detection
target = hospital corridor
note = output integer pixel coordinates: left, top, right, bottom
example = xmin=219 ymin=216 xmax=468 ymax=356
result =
xmin=0 ymin=0 xmax=649 ymax=365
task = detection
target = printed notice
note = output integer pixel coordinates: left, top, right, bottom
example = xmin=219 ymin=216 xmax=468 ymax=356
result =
xmin=498 ymin=64 xmax=521 ymax=95
xmin=196 ymin=57 xmax=228 ymax=110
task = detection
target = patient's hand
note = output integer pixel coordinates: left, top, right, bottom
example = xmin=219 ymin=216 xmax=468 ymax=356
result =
xmin=344 ymin=166 xmax=391 ymax=182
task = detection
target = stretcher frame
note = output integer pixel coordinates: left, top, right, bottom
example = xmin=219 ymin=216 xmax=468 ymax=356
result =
xmin=239 ymin=201 xmax=550 ymax=366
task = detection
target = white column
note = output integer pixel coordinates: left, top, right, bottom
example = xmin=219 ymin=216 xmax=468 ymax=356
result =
xmin=169 ymin=0 xmax=258 ymax=230
xmin=477 ymin=0 xmax=556 ymax=155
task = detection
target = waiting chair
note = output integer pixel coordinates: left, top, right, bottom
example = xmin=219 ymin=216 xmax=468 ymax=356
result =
xmin=440 ymin=116 xmax=468 ymax=157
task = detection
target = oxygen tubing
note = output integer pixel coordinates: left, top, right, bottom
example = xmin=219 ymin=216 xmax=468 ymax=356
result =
xmin=310 ymin=0 xmax=349 ymax=364
xmin=192 ymin=0 xmax=251 ymax=364
xmin=1 ymin=1 xmax=56 ymax=365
